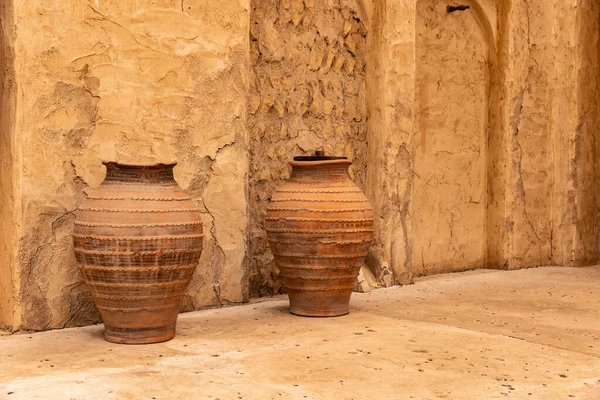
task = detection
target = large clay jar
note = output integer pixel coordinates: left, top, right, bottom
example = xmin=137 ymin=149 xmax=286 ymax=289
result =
xmin=73 ymin=162 xmax=203 ymax=344
xmin=266 ymin=155 xmax=374 ymax=317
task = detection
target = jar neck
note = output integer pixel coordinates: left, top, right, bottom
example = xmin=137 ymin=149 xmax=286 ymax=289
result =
xmin=103 ymin=162 xmax=177 ymax=185
xmin=289 ymin=162 xmax=351 ymax=183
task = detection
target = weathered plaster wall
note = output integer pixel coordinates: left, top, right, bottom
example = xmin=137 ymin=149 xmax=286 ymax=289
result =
xmin=2 ymin=0 xmax=600 ymax=332
xmin=368 ymin=0 xmax=599 ymax=283
xmin=248 ymin=0 xmax=368 ymax=296
xmin=592 ymin=0 xmax=600 ymax=260
xmin=566 ymin=0 xmax=599 ymax=266
xmin=502 ymin=0 xmax=555 ymax=268
xmin=366 ymin=0 xmax=417 ymax=285
xmin=491 ymin=0 xmax=599 ymax=269
xmin=10 ymin=0 xmax=250 ymax=331
xmin=0 ymin=0 xmax=16 ymax=329
xmin=414 ymin=0 xmax=488 ymax=275
xmin=486 ymin=1 xmax=510 ymax=269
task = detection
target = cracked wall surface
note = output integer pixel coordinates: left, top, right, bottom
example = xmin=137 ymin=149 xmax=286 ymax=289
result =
xmin=502 ymin=0 xmax=554 ymax=268
xmin=568 ymin=0 xmax=598 ymax=267
xmin=248 ymin=0 xmax=368 ymax=296
xmin=0 ymin=0 xmax=16 ymax=329
xmin=9 ymin=0 xmax=249 ymax=331
xmin=496 ymin=0 xmax=598 ymax=269
xmin=365 ymin=0 xmax=417 ymax=285
xmin=2 ymin=0 xmax=600 ymax=332
xmin=486 ymin=0 xmax=510 ymax=269
xmin=368 ymin=0 xmax=600 ymax=284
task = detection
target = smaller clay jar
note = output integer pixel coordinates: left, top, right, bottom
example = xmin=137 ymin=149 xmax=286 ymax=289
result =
xmin=73 ymin=162 xmax=203 ymax=344
xmin=266 ymin=155 xmax=374 ymax=317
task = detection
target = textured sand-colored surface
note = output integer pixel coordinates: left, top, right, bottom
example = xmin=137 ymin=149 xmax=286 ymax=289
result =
xmin=1 ymin=266 xmax=599 ymax=399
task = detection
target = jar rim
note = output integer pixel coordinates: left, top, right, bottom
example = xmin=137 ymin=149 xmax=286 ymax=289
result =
xmin=289 ymin=158 xmax=352 ymax=168
xmin=293 ymin=156 xmax=348 ymax=161
xmin=102 ymin=161 xmax=178 ymax=169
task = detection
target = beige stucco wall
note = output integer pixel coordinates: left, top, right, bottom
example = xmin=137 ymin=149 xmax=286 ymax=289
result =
xmin=503 ymin=0 xmax=555 ymax=268
xmin=414 ymin=0 xmax=488 ymax=275
xmin=6 ymin=0 xmax=250 ymax=331
xmin=365 ymin=0 xmax=417 ymax=285
xmin=564 ymin=0 xmax=598 ymax=267
xmin=0 ymin=0 xmax=17 ymax=330
xmin=1 ymin=0 xmax=599 ymax=331
xmin=491 ymin=0 xmax=598 ymax=269
xmin=365 ymin=0 xmax=599 ymax=285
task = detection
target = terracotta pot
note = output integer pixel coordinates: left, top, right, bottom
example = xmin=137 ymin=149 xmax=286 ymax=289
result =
xmin=266 ymin=156 xmax=374 ymax=317
xmin=73 ymin=162 xmax=203 ymax=344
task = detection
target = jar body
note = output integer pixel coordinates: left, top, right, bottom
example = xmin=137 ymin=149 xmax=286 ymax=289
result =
xmin=73 ymin=162 xmax=203 ymax=344
xmin=266 ymin=159 xmax=374 ymax=317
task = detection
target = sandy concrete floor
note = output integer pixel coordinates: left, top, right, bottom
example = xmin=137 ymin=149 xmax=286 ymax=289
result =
xmin=1 ymin=266 xmax=599 ymax=400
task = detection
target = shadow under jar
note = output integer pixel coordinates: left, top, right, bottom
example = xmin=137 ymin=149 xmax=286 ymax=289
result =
xmin=73 ymin=162 xmax=203 ymax=344
xmin=266 ymin=156 xmax=374 ymax=317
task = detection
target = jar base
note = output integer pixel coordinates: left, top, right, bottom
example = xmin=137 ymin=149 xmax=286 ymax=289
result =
xmin=288 ymin=291 xmax=352 ymax=317
xmin=103 ymin=325 xmax=176 ymax=345
xmin=289 ymin=308 xmax=350 ymax=318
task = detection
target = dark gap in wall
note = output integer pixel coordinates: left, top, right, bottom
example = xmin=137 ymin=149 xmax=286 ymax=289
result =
xmin=447 ymin=5 xmax=470 ymax=13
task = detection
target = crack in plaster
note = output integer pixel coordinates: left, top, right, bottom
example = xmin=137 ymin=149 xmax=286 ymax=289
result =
xmin=509 ymin=2 xmax=544 ymax=266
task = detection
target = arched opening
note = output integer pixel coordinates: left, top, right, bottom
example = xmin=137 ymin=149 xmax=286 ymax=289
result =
xmin=413 ymin=0 xmax=493 ymax=275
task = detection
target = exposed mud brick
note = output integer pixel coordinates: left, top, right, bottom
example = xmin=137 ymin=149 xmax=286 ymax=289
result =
xmin=248 ymin=0 xmax=368 ymax=296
